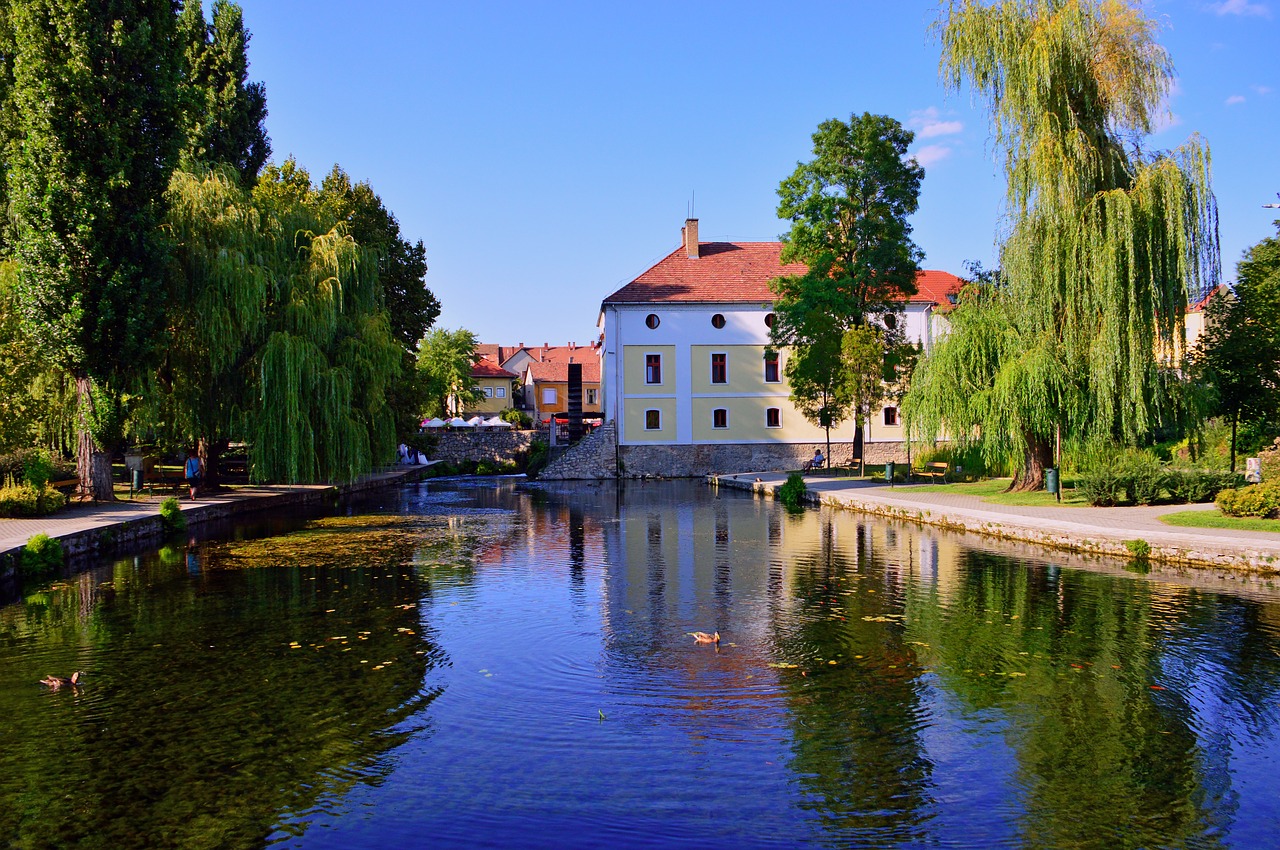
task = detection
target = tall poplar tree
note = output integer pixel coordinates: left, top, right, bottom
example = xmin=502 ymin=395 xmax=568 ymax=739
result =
xmin=9 ymin=0 xmax=184 ymax=499
xmin=178 ymin=0 xmax=269 ymax=185
xmin=906 ymin=0 xmax=1218 ymax=490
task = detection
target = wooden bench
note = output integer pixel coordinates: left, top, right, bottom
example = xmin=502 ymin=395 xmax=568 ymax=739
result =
xmin=50 ymin=477 xmax=79 ymax=493
xmin=914 ymin=462 xmax=950 ymax=483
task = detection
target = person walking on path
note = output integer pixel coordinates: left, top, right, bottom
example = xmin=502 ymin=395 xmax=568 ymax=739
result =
xmin=185 ymin=450 xmax=204 ymax=501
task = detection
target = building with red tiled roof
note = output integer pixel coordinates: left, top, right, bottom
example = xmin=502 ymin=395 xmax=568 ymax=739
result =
xmin=595 ymin=218 xmax=964 ymax=477
xmin=462 ymin=358 xmax=518 ymax=417
xmin=524 ymin=359 xmax=602 ymax=422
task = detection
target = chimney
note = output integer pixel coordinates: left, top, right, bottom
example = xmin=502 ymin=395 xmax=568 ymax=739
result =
xmin=683 ymin=218 xmax=699 ymax=259
xmin=569 ymin=341 xmax=576 ymax=351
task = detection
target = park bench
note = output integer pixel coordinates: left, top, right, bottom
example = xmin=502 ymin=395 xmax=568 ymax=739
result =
xmin=913 ymin=462 xmax=950 ymax=483
xmin=50 ymin=477 xmax=79 ymax=493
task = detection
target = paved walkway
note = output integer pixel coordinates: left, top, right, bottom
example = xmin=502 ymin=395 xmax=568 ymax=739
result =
xmin=0 ymin=465 xmax=435 ymax=557
xmin=715 ymin=472 xmax=1280 ymax=571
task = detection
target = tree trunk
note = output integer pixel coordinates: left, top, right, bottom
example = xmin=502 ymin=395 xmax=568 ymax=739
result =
xmin=74 ymin=375 xmax=115 ymax=502
xmin=1230 ymin=412 xmax=1238 ymax=473
xmin=824 ymin=425 xmax=831 ymax=470
xmin=1009 ymin=431 xmax=1053 ymax=492
xmin=199 ymin=436 xmax=230 ymax=492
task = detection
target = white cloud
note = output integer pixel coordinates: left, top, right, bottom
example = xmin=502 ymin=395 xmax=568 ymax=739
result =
xmin=1208 ymin=0 xmax=1271 ymax=17
xmin=910 ymin=145 xmax=953 ymax=168
xmin=1253 ymin=85 xmax=1273 ymax=95
xmin=908 ymin=107 xmax=964 ymax=139
xmin=1226 ymin=94 xmax=1247 ymax=105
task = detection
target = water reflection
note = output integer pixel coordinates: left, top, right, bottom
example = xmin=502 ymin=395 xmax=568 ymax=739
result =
xmin=1 ymin=478 xmax=1278 ymax=849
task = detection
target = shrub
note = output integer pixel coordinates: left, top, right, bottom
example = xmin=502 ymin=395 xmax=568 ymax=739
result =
xmin=914 ymin=443 xmax=1003 ymax=481
xmin=0 ymin=448 xmax=74 ymax=485
xmin=476 ymin=460 xmax=499 ymax=475
xmin=1163 ymin=469 xmax=1241 ymax=503
xmin=1118 ymin=450 xmax=1163 ymax=505
xmin=1076 ymin=448 xmax=1164 ymax=506
xmin=1075 ymin=465 xmax=1128 ymax=507
xmin=1216 ymin=482 xmax=1280 ymax=518
xmin=778 ymin=473 xmax=807 ymax=510
xmin=159 ymin=496 xmax=187 ymax=533
xmin=1125 ymin=539 xmax=1151 ymax=559
xmin=21 ymin=450 xmax=55 ymax=488
xmin=500 ymin=408 xmax=533 ymax=429
xmin=21 ymin=533 xmax=63 ymax=577
xmin=0 ymin=477 xmax=65 ymax=517
xmin=524 ymin=439 xmax=550 ymax=478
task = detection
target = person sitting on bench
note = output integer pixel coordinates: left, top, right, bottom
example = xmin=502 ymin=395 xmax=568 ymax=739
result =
xmin=803 ymin=449 xmax=825 ymax=472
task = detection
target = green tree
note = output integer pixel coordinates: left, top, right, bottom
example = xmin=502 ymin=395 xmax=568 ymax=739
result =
xmin=8 ymin=0 xmax=185 ymax=499
xmin=1190 ymin=227 xmax=1280 ymax=470
xmin=771 ymin=113 xmax=923 ymax=461
xmin=314 ymin=166 xmax=440 ymax=443
xmin=418 ymin=328 xmax=482 ymax=418
xmin=843 ymin=325 xmax=890 ymax=462
xmin=908 ymin=0 xmax=1218 ymax=490
xmin=178 ymin=0 xmax=270 ymax=185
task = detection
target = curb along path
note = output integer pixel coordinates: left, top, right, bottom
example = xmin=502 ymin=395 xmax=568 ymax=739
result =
xmin=0 ymin=464 xmax=439 ymax=568
xmin=712 ymin=472 xmax=1280 ymax=573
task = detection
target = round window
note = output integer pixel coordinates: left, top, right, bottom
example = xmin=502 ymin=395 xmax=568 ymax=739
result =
xmin=764 ymin=312 xmax=776 ymax=329
xmin=645 ymin=313 xmax=660 ymax=329
xmin=884 ymin=314 xmax=898 ymax=330
xmin=711 ymin=313 xmax=726 ymax=329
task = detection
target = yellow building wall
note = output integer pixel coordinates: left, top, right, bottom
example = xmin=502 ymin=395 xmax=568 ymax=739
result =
xmin=624 ymin=397 xmax=677 ymax=441
xmin=689 ymin=345 xmax=782 ymax=394
xmin=623 ymin=345 xmax=677 ymax=395
xmin=690 ymin=396 xmax=838 ymax=443
xmin=469 ymin=377 xmax=515 ymax=414
xmin=534 ymin=381 xmax=603 ymax=416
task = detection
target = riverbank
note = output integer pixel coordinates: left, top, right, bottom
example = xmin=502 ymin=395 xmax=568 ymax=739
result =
xmin=0 ymin=463 xmax=440 ymax=575
xmin=712 ymin=471 xmax=1280 ymax=573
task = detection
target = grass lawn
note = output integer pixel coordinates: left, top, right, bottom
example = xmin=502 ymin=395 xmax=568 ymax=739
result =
xmin=1159 ymin=510 xmax=1280 ymax=533
xmin=906 ymin=477 xmax=1090 ymax=507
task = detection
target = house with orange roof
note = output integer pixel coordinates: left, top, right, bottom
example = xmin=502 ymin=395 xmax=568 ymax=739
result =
xmin=596 ymin=218 xmax=964 ymax=476
xmin=462 ymin=358 xmax=518 ymax=416
xmin=524 ymin=358 xmax=602 ymax=422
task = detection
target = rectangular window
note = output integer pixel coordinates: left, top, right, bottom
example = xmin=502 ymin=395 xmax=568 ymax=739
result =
xmin=483 ymin=386 xmax=493 ymax=398
xmin=496 ymin=386 xmax=506 ymax=398
xmin=645 ymin=409 xmax=661 ymax=430
xmin=764 ymin=352 xmax=780 ymax=383
xmin=766 ymin=408 xmax=781 ymax=428
xmin=711 ymin=353 xmax=727 ymax=384
xmin=586 ymin=388 xmax=598 ymax=405
xmin=712 ymin=408 xmax=728 ymax=429
xmin=884 ymin=406 xmax=899 ymax=426
xmin=645 ymin=354 xmax=662 ymax=384
xmin=542 ymin=388 xmax=557 ymax=405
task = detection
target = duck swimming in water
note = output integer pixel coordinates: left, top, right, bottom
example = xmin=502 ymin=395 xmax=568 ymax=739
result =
xmin=39 ymin=672 xmax=83 ymax=690
xmin=689 ymin=631 xmax=720 ymax=645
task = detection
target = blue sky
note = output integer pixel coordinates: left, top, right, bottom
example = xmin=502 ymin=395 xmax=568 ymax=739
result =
xmin=236 ymin=0 xmax=1278 ymax=345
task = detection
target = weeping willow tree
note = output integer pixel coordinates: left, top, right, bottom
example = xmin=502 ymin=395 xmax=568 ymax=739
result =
xmin=247 ymin=160 xmax=401 ymax=484
xmin=906 ymin=0 xmax=1219 ymax=490
xmin=155 ymin=161 xmax=401 ymax=486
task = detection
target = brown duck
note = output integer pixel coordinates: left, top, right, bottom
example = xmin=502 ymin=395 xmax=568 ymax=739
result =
xmin=689 ymin=631 xmax=720 ymax=645
xmin=39 ymin=672 xmax=84 ymax=690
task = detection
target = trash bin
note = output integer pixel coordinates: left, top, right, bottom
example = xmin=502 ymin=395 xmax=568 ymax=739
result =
xmin=1046 ymin=467 xmax=1059 ymax=495
xmin=131 ymin=468 xmax=144 ymax=493
xmin=885 ymin=461 xmax=895 ymax=485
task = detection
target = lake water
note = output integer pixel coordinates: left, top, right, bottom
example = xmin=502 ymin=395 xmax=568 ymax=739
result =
xmin=2 ymin=478 xmax=1279 ymax=849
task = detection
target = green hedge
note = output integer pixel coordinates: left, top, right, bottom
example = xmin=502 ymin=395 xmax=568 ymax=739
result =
xmin=1216 ymin=481 xmax=1280 ymax=518
xmin=0 ymin=478 xmax=68 ymax=517
xmin=1075 ymin=449 xmax=1239 ymax=507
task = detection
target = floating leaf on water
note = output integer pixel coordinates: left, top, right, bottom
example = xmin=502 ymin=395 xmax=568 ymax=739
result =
xmin=767 ymin=662 xmax=800 ymax=669
xmin=862 ymin=616 xmax=894 ymax=622
xmin=828 ymin=660 xmax=838 ymax=665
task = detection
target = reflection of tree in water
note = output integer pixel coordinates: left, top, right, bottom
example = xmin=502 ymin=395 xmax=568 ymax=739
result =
xmin=905 ymin=550 xmax=1280 ymax=850
xmin=0 ymin=520 xmax=451 ymax=849
xmin=772 ymin=516 xmax=934 ymax=846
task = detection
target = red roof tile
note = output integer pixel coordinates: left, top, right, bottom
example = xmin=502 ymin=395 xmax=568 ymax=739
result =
xmin=527 ymin=360 xmax=601 ymax=383
xmin=470 ymin=359 xmax=516 ymax=379
xmin=513 ymin=343 xmax=601 ymax=364
xmin=602 ymin=242 xmax=962 ymax=306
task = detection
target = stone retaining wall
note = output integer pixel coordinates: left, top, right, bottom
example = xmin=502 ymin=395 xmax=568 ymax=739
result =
xmin=429 ymin=430 xmax=535 ymax=465
xmin=619 ymin=440 xmax=910 ymax=478
xmin=539 ymin=423 xmax=618 ymax=480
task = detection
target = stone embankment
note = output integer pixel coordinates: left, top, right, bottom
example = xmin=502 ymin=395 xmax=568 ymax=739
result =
xmin=429 ymin=429 xmax=535 ymax=465
xmin=713 ymin=472 xmax=1280 ymax=574
xmin=539 ymin=422 xmax=618 ymax=480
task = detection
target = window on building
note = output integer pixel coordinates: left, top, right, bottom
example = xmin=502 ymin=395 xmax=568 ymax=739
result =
xmin=711 ymin=313 xmax=726 ymax=329
xmin=884 ymin=406 xmax=899 ymax=426
xmin=645 ymin=409 xmax=661 ymax=430
xmin=884 ymin=313 xmax=898 ymax=330
xmin=713 ymin=408 xmax=728 ymax=429
xmin=483 ymin=386 xmax=493 ymax=398
xmin=764 ymin=312 xmax=776 ymax=328
xmin=645 ymin=354 xmax=662 ymax=384
xmin=543 ymin=388 xmax=557 ymax=405
xmin=711 ymin=353 xmax=727 ymax=384
xmin=766 ymin=407 xmax=781 ymax=428
xmin=764 ymin=351 xmax=780 ymax=383
xmin=496 ymin=387 xmax=506 ymax=398
xmin=645 ymin=313 xmax=660 ymax=329
xmin=586 ymin=388 xmax=598 ymax=405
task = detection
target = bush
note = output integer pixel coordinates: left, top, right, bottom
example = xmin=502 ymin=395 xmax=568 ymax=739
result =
xmin=159 ymin=496 xmax=187 ymax=533
xmin=0 ymin=476 xmax=67 ymax=517
xmin=914 ymin=444 xmax=1003 ymax=480
xmin=1163 ymin=468 xmax=1241 ymax=503
xmin=0 ymin=448 xmax=74 ymax=485
xmin=1119 ymin=450 xmax=1163 ymax=505
xmin=524 ymin=439 xmax=550 ymax=478
xmin=20 ymin=533 xmax=63 ymax=577
xmin=778 ymin=473 xmax=807 ymax=510
xmin=1125 ymin=539 xmax=1151 ymax=560
xmin=1075 ymin=448 xmax=1164 ymax=506
xmin=500 ymin=408 xmax=533 ymax=429
xmin=1216 ymin=481 xmax=1280 ymax=518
